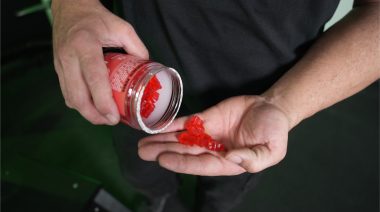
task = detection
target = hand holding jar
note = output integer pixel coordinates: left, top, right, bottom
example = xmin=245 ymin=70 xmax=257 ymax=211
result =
xmin=52 ymin=0 xmax=148 ymax=125
xmin=104 ymin=53 xmax=183 ymax=134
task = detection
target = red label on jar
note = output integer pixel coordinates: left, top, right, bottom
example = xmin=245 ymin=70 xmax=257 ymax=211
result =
xmin=104 ymin=53 xmax=146 ymax=117
xmin=105 ymin=53 xmax=142 ymax=92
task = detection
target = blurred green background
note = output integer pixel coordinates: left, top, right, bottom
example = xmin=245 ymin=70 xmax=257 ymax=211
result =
xmin=2 ymin=0 xmax=379 ymax=212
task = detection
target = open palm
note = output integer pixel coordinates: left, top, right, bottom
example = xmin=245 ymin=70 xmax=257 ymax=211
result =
xmin=138 ymin=96 xmax=290 ymax=176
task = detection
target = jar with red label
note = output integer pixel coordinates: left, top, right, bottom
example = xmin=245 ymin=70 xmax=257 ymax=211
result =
xmin=104 ymin=53 xmax=183 ymax=134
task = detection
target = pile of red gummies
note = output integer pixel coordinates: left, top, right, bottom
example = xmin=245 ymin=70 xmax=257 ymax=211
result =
xmin=140 ymin=75 xmax=162 ymax=118
xmin=178 ymin=116 xmax=225 ymax=151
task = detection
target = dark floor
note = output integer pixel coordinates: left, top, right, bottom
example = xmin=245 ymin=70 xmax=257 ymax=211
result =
xmin=2 ymin=52 xmax=379 ymax=212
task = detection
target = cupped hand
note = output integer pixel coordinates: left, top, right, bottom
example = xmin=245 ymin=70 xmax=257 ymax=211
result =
xmin=52 ymin=0 xmax=148 ymax=125
xmin=138 ymin=96 xmax=291 ymax=176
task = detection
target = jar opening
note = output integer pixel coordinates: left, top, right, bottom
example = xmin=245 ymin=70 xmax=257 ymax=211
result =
xmin=135 ymin=66 xmax=183 ymax=134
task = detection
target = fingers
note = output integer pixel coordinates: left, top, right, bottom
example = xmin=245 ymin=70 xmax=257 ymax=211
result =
xmin=225 ymin=145 xmax=286 ymax=173
xmin=138 ymin=132 xmax=179 ymax=147
xmin=138 ymin=132 xmax=216 ymax=160
xmin=55 ymin=30 xmax=120 ymax=125
xmin=138 ymin=130 xmax=244 ymax=176
xmin=138 ymin=141 xmax=219 ymax=161
xmin=61 ymin=53 xmax=110 ymax=125
xmin=52 ymin=2 xmax=148 ymax=125
xmin=138 ymin=133 xmax=222 ymax=161
xmin=158 ymin=153 xmax=245 ymax=176
xmin=78 ymin=44 xmax=120 ymax=124
xmin=119 ymin=22 xmax=149 ymax=59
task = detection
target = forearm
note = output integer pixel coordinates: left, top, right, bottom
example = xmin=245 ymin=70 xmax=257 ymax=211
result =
xmin=263 ymin=3 xmax=380 ymax=129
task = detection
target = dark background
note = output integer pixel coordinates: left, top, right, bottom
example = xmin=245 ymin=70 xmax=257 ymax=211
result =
xmin=2 ymin=1 xmax=379 ymax=212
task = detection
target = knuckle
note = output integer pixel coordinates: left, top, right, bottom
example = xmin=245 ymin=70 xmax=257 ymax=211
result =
xmin=67 ymin=31 xmax=97 ymax=52
xmin=54 ymin=44 xmax=69 ymax=62
xmin=124 ymin=22 xmax=136 ymax=35
xmin=86 ymin=72 xmax=104 ymax=87
xmin=54 ymin=45 xmax=68 ymax=56
xmin=57 ymin=48 xmax=76 ymax=70
xmin=124 ymin=22 xmax=132 ymax=30
xmin=57 ymin=46 xmax=69 ymax=58
xmin=70 ymin=94 xmax=86 ymax=109
xmin=69 ymin=29 xmax=92 ymax=46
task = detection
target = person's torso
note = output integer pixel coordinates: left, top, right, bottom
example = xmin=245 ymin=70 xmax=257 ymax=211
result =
xmin=121 ymin=0 xmax=339 ymax=107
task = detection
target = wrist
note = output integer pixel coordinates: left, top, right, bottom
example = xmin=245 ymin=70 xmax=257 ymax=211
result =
xmin=261 ymin=91 xmax=301 ymax=130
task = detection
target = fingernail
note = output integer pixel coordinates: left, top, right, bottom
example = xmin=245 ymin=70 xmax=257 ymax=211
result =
xmin=227 ymin=155 xmax=242 ymax=165
xmin=106 ymin=114 xmax=119 ymax=125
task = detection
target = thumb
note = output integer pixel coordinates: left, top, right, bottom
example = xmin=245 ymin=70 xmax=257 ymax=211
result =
xmin=225 ymin=145 xmax=281 ymax=173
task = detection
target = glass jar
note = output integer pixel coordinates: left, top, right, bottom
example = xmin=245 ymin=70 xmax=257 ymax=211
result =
xmin=104 ymin=53 xmax=183 ymax=134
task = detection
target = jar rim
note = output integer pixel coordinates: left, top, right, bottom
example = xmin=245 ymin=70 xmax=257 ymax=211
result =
xmin=135 ymin=65 xmax=183 ymax=134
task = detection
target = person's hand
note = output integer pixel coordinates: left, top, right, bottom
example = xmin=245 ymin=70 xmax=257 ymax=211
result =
xmin=138 ymin=96 xmax=291 ymax=176
xmin=52 ymin=0 xmax=148 ymax=125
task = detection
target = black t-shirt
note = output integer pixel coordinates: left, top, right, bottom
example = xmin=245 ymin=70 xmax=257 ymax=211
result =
xmin=121 ymin=0 xmax=340 ymax=108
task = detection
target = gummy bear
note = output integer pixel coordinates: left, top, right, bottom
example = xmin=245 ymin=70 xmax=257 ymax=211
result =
xmin=140 ymin=75 xmax=162 ymax=118
xmin=184 ymin=115 xmax=205 ymax=135
xmin=178 ymin=115 xmax=225 ymax=151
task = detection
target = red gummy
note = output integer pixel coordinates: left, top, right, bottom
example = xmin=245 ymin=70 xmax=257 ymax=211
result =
xmin=141 ymin=75 xmax=162 ymax=118
xmin=178 ymin=115 xmax=225 ymax=151
xmin=184 ymin=115 xmax=204 ymax=135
